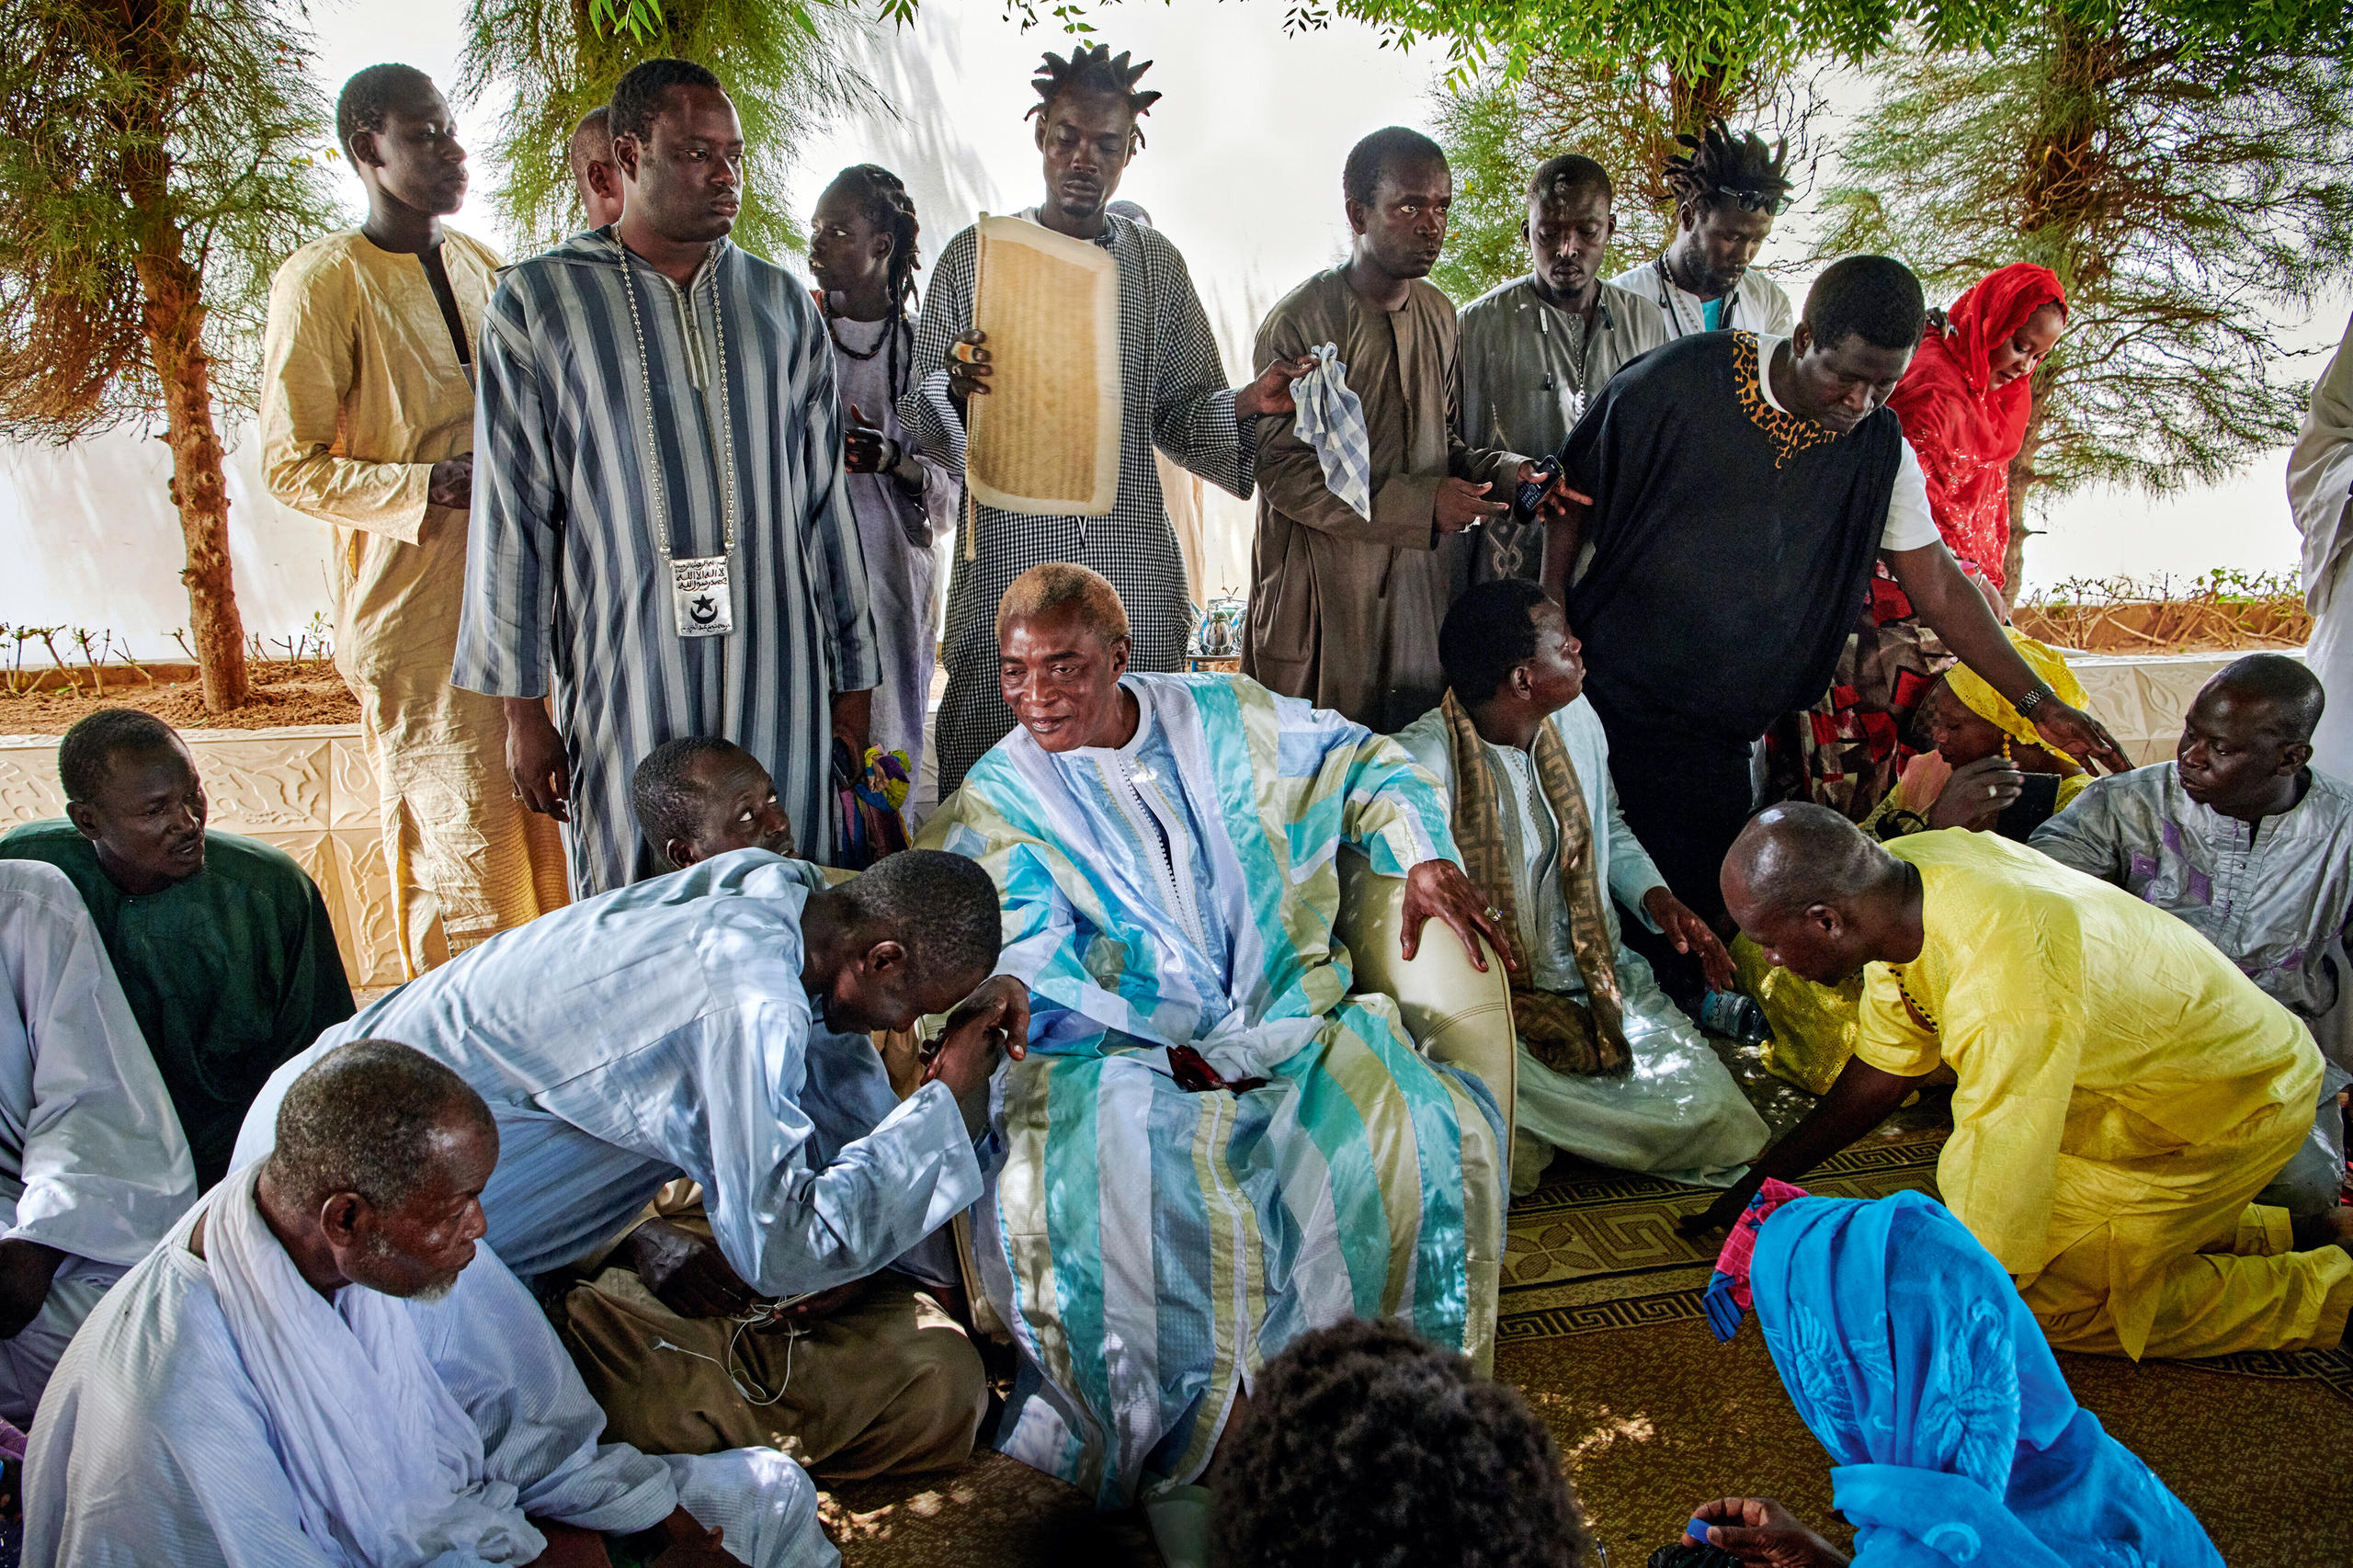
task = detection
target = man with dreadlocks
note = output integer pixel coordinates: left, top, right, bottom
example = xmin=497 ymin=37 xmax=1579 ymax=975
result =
xmin=458 ymin=58 xmax=881 ymax=892
xmin=1610 ymin=122 xmax=1799 ymax=342
xmin=903 ymin=46 xmax=1313 ymax=791
xmin=812 ymin=165 xmax=956 ymax=787
xmin=261 ymin=63 xmax=571 ymax=977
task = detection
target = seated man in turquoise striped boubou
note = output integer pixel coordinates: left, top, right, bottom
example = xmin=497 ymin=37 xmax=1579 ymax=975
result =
xmin=919 ymin=562 xmax=1512 ymax=1567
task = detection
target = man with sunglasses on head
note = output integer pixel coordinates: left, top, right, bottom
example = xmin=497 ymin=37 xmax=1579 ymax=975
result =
xmin=1609 ymin=121 xmax=1797 ymax=341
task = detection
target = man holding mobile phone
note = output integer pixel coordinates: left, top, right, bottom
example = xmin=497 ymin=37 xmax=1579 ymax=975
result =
xmin=1245 ymin=126 xmax=1574 ymax=732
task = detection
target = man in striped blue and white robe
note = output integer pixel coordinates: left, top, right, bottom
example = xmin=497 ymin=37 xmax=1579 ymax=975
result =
xmin=921 ymin=653 xmax=1506 ymax=1513
xmin=456 ymin=62 xmax=878 ymax=893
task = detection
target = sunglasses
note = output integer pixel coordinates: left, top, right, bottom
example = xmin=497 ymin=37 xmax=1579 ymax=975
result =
xmin=1718 ymin=188 xmax=1790 ymax=215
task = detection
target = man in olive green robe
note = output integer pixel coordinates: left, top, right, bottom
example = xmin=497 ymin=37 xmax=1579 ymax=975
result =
xmin=0 ymin=711 xmax=354 ymax=1188
xmin=1245 ymin=127 xmax=1535 ymax=731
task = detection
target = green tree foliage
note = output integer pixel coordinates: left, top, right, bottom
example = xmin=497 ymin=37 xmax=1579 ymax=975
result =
xmin=1815 ymin=5 xmax=2353 ymax=581
xmin=0 ymin=0 xmax=338 ymax=710
xmin=460 ymin=0 xmax=879 ymax=258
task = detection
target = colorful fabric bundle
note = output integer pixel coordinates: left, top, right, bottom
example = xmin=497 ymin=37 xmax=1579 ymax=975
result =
xmin=1699 ymin=1177 xmax=1811 ymax=1341
xmin=834 ymin=743 xmax=914 ymax=870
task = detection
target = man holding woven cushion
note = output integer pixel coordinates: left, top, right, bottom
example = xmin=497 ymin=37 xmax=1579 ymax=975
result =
xmin=1395 ymin=578 xmax=1767 ymax=1195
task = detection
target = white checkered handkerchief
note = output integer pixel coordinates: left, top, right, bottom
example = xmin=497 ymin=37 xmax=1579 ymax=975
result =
xmin=1288 ymin=342 xmax=1373 ymax=520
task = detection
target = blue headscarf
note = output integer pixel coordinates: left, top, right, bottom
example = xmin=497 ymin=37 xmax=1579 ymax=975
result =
xmin=1747 ymin=1191 xmax=2222 ymax=1568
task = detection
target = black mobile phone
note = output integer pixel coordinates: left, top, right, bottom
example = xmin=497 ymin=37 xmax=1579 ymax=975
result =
xmin=1515 ymin=456 xmax=1561 ymax=516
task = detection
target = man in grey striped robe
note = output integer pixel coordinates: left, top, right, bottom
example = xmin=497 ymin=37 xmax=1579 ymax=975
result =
xmin=457 ymin=59 xmax=878 ymax=893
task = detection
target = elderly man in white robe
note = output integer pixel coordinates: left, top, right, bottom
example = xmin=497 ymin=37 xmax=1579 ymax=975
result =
xmin=0 ymin=859 xmax=196 ymax=1426
xmin=1395 ymin=579 xmax=1768 ymax=1194
xmin=28 ymin=1040 xmax=825 ymax=1567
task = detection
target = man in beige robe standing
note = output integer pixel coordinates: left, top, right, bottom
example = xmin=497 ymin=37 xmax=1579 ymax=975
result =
xmin=262 ymin=64 xmax=567 ymax=976
xmin=1245 ymin=127 xmax=1552 ymax=732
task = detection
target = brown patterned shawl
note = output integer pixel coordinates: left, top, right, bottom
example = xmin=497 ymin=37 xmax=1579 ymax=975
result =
xmin=1439 ymin=690 xmax=1631 ymax=1076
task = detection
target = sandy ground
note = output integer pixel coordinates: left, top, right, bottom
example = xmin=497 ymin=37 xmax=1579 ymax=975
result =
xmin=0 ymin=661 xmax=358 ymax=734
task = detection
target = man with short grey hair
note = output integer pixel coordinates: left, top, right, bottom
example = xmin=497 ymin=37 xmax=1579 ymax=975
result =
xmin=28 ymin=1039 xmax=834 ymax=1566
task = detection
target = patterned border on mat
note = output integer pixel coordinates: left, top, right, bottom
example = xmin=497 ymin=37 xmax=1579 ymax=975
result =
xmin=2172 ymin=1346 xmax=2353 ymax=1403
xmin=1497 ymin=1124 xmax=2353 ymax=1407
xmin=1509 ymin=1130 xmax=1949 ymax=1218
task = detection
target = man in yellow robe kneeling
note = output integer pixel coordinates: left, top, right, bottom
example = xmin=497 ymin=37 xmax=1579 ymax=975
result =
xmin=1696 ymin=805 xmax=2353 ymax=1359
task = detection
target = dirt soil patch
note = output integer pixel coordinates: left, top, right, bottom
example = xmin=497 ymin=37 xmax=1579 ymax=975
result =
xmin=0 ymin=661 xmax=358 ymax=735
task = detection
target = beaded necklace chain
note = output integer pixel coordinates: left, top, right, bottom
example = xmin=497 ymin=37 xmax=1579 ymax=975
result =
xmin=1654 ymin=255 xmax=1731 ymax=339
xmin=616 ymin=236 xmax=738 ymax=560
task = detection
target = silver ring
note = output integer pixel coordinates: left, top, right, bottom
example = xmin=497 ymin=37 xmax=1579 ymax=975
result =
xmin=1483 ymin=906 xmax=1502 ymax=920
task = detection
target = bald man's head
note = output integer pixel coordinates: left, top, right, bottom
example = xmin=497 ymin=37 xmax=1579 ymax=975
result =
xmin=1722 ymin=803 xmax=1904 ymax=983
xmin=2205 ymin=653 xmax=2324 ymax=743
xmin=570 ymin=105 xmax=624 ymax=231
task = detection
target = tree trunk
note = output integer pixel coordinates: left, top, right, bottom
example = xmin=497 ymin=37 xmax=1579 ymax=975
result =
xmin=2003 ymin=390 xmax=2048 ymax=603
xmin=118 ymin=0 xmax=248 ymax=712
xmin=135 ymin=246 xmax=249 ymax=712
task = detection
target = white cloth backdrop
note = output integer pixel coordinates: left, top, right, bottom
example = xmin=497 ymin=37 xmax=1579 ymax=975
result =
xmin=0 ymin=419 xmax=338 ymax=661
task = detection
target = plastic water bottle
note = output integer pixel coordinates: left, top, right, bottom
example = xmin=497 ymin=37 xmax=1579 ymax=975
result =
xmin=1699 ymin=988 xmax=1768 ymax=1042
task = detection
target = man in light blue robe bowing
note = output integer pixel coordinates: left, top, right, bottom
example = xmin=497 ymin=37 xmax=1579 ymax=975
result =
xmin=917 ymin=563 xmax=1511 ymax=1563
xmin=233 ymin=849 xmax=1022 ymax=1301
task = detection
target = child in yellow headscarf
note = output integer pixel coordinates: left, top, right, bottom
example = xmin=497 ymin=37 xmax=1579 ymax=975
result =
xmin=1735 ymin=631 xmax=2097 ymax=1093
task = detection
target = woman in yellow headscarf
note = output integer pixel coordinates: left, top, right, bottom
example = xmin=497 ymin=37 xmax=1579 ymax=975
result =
xmin=1735 ymin=630 xmax=2097 ymax=1093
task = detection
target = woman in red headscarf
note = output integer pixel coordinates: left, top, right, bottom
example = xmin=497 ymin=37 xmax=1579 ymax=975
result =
xmin=1767 ymin=264 xmax=2068 ymax=821
xmin=1889 ymin=263 xmax=2070 ymax=584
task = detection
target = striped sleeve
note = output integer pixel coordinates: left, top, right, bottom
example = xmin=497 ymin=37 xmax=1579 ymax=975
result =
xmin=453 ymin=279 xmax=560 ymax=699
xmin=1324 ymin=721 xmax=1457 ymax=876
xmin=900 ymin=226 xmax=977 ymax=473
xmin=789 ymin=288 xmax=881 ymax=694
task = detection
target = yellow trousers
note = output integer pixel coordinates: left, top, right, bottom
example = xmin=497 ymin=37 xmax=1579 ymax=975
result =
xmin=2025 ymin=1195 xmax=2353 ymax=1359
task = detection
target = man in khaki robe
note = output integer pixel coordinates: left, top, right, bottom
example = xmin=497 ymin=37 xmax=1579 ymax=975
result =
xmin=262 ymin=64 xmax=566 ymax=975
xmin=1245 ymin=127 xmax=1545 ymax=731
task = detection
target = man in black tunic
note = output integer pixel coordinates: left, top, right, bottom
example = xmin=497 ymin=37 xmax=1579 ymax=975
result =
xmin=1539 ymin=256 xmax=2124 ymax=971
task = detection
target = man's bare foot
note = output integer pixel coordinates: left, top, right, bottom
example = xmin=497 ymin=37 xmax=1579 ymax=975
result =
xmin=2288 ymin=1206 xmax=2353 ymax=1254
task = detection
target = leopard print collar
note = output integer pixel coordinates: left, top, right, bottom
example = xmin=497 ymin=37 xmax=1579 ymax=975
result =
xmin=1733 ymin=331 xmax=1844 ymax=469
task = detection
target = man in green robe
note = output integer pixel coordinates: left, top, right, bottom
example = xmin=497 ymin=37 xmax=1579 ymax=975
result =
xmin=0 ymin=710 xmax=354 ymax=1187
